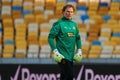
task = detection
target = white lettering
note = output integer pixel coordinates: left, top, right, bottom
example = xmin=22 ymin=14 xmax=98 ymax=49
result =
xmin=42 ymin=74 xmax=49 ymax=80
xmin=49 ymin=74 xmax=56 ymax=80
xmin=108 ymin=75 xmax=115 ymax=80
xmin=101 ymin=75 xmax=108 ymax=80
xmin=94 ymin=74 xmax=101 ymax=80
xmin=85 ymin=69 xmax=94 ymax=80
xmin=10 ymin=65 xmax=120 ymax=80
xmin=0 ymin=75 xmax=1 ymax=80
xmin=22 ymin=68 xmax=29 ymax=80
xmin=30 ymin=73 xmax=36 ymax=80
xmin=21 ymin=68 xmax=59 ymax=80
xmin=36 ymin=74 xmax=42 ymax=80
xmin=116 ymin=75 xmax=120 ymax=80
xmin=84 ymin=68 xmax=120 ymax=80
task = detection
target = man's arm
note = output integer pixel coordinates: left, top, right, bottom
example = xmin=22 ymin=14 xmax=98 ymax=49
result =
xmin=76 ymin=25 xmax=82 ymax=49
xmin=74 ymin=25 xmax=82 ymax=62
xmin=48 ymin=22 xmax=64 ymax=63
xmin=48 ymin=22 xmax=60 ymax=50
xmin=48 ymin=36 xmax=56 ymax=51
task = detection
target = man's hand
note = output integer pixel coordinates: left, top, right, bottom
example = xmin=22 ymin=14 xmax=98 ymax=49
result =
xmin=74 ymin=49 xmax=82 ymax=63
xmin=53 ymin=49 xmax=64 ymax=63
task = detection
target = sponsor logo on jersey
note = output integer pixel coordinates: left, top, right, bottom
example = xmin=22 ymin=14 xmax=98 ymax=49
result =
xmin=67 ymin=32 xmax=75 ymax=37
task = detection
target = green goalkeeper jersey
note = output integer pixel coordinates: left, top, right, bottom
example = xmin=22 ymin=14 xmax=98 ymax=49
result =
xmin=48 ymin=16 xmax=82 ymax=61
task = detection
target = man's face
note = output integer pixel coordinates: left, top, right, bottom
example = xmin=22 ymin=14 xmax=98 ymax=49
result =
xmin=63 ymin=7 xmax=74 ymax=20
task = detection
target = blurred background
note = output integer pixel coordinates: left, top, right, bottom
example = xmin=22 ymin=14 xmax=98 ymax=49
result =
xmin=0 ymin=0 xmax=120 ymax=64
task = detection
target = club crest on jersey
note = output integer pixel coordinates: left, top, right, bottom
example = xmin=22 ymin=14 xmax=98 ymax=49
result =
xmin=72 ymin=26 xmax=76 ymax=30
xmin=64 ymin=26 xmax=67 ymax=29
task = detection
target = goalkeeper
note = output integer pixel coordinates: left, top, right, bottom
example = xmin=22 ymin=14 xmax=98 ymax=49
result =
xmin=48 ymin=4 xmax=82 ymax=80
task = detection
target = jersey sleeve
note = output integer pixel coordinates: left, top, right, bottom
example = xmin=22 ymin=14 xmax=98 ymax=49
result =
xmin=48 ymin=22 xmax=60 ymax=50
xmin=76 ymin=24 xmax=82 ymax=49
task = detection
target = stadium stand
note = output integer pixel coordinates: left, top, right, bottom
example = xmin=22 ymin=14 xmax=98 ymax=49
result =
xmin=0 ymin=0 xmax=120 ymax=61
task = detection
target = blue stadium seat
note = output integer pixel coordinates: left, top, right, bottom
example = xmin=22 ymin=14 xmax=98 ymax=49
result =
xmin=92 ymin=40 xmax=101 ymax=46
xmin=77 ymin=6 xmax=88 ymax=11
xmin=4 ymin=40 xmax=14 ymax=45
xmin=112 ymin=0 xmax=120 ymax=2
xmin=68 ymin=0 xmax=77 ymax=2
xmin=80 ymin=14 xmax=90 ymax=23
xmin=12 ymin=6 xmax=23 ymax=11
xmin=22 ymin=10 xmax=32 ymax=17
xmin=99 ymin=2 xmax=109 ymax=7
xmin=102 ymin=14 xmax=112 ymax=23
xmin=112 ymin=32 xmax=120 ymax=37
